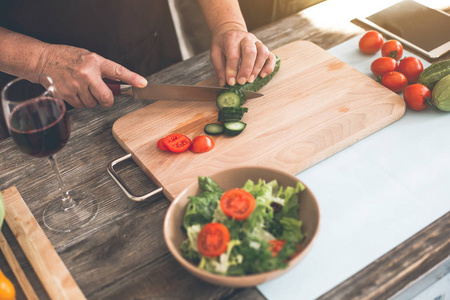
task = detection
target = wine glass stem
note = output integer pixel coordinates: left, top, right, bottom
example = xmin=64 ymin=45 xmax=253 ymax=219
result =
xmin=47 ymin=155 xmax=77 ymax=211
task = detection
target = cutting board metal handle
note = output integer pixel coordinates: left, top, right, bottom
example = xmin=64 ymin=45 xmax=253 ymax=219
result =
xmin=107 ymin=153 xmax=163 ymax=201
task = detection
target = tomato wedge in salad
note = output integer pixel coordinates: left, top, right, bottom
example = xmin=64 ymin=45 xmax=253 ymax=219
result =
xmin=163 ymin=133 xmax=191 ymax=153
xmin=197 ymin=223 xmax=230 ymax=257
xmin=220 ymin=188 xmax=256 ymax=220
xmin=268 ymin=240 xmax=302 ymax=259
xmin=268 ymin=240 xmax=286 ymax=258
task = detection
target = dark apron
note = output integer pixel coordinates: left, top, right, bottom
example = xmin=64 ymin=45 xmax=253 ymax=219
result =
xmin=0 ymin=0 xmax=182 ymax=139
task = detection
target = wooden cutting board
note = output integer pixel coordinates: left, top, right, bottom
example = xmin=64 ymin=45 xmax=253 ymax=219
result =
xmin=112 ymin=40 xmax=405 ymax=201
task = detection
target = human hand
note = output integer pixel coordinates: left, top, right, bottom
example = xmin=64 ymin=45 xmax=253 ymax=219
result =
xmin=210 ymin=25 xmax=276 ymax=87
xmin=35 ymin=44 xmax=147 ymax=108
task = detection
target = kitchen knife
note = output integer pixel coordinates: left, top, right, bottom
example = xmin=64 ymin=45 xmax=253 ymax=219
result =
xmin=106 ymin=81 xmax=264 ymax=101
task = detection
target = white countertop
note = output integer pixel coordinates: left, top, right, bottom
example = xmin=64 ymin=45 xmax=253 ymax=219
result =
xmin=258 ymin=35 xmax=450 ymax=300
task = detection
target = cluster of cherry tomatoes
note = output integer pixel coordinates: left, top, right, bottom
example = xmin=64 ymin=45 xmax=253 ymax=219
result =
xmin=359 ymin=30 xmax=431 ymax=111
xmin=157 ymin=133 xmax=214 ymax=153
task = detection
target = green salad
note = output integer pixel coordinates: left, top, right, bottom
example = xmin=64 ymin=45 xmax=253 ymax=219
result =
xmin=180 ymin=176 xmax=305 ymax=276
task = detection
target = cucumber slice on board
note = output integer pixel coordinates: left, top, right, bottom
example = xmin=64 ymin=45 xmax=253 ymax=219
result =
xmin=204 ymin=123 xmax=225 ymax=135
xmin=223 ymin=121 xmax=246 ymax=136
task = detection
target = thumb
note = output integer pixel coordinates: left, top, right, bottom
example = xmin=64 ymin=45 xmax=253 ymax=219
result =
xmin=101 ymin=59 xmax=147 ymax=88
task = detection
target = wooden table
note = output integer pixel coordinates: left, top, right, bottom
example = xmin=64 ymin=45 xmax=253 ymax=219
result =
xmin=1 ymin=1 xmax=449 ymax=299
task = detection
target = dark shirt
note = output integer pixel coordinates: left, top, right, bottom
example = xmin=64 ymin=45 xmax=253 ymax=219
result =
xmin=0 ymin=0 xmax=182 ymax=139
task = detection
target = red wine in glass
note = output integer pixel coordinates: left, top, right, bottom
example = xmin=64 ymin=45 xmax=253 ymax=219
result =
xmin=1 ymin=74 xmax=98 ymax=232
xmin=9 ymin=97 xmax=70 ymax=157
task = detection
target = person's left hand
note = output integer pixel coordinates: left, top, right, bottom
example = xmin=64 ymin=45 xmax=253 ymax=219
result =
xmin=210 ymin=24 xmax=276 ymax=87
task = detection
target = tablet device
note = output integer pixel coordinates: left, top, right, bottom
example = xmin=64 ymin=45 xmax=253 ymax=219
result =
xmin=357 ymin=0 xmax=450 ymax=59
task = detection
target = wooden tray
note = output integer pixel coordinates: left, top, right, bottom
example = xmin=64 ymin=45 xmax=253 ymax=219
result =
xmin=112 ymin=40 xmax=405 ymax=200
xmin=1 ymin=187 xmax=86 ymax=300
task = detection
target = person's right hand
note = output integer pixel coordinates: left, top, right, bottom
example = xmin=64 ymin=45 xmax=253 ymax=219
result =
xmin=35 ymin=44 xmax=147 ymax=108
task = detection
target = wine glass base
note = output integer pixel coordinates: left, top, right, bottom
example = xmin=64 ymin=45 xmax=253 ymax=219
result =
xmin=43 ymin=190 xmax=99 ymax=233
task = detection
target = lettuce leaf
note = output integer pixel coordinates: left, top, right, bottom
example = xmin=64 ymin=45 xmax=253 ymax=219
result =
xmin=198 ymin=176 xmax=223 ymax=193
xmin=279 ymin=217 xmax=304 ymax=243
xmin=275 ymin=181 xmax=305 ymax=220
xmin=199 ymin=240 xmax=243 ymax=275
xmin=180 ymin=238 xmax=200 ymax=262
xmin=183 ymin=177 xmax=223 ymax=229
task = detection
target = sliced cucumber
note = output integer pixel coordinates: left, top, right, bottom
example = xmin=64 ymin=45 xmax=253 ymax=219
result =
xmin=204 ymin=123 xmax=224 ymax=135
xmin=216 ymin=91 xmax=243 ymax=109
xmin=218 ymin=114 xmax=243 ymax=122
xmin=211 ymin=57 xmax=281 ymax=137
xmin=218 ymin=107 xmax=248 ymax=122
xmin=223 ymin=121 xmax=246 ymax=136
xmin=220 ymin=107 xmax=248 ymax=113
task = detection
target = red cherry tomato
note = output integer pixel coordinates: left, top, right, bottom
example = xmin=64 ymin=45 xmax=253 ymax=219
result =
xmin=381 ymin=40 xmax=403 ymax=60
xmin=268 ymin=240 xmax=286 ymax=257
xmin=398 ymin=57 xmax=424 ymax=84
xmin=403 ymin=84 xmax=431 ymax=111
xmin=197 ymin=223 xmax=230 ymax=257
xmin=190 ymin=135 xmax=214 ymax=153
xmin=220 ymin=188 xmax=256 ymax=220
xmin=157 ymin=138 xmax=169 ymax=151
xmin=381 ymin=71 xmax=408 ymax=93
xmin=359 ymin=31 xmax=384 ymax=54
xmin=371 ymin=57 xmax=398 ymax=77
xmin=163 ymin=133 xmax=191 ymax=153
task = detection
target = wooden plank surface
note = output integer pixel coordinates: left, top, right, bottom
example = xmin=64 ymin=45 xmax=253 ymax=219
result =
xmin=1 ymin=187 xmax=86 ymax=300
xmin=112 ymin=40 xmax=405 ymax=200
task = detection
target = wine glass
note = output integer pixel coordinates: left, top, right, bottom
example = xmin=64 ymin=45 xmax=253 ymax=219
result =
xmin=1 ymin=74 xmax=98 ymax=232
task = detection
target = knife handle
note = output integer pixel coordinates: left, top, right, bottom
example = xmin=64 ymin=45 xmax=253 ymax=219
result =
xmin=104 ymin=80 xmax=132 ymax=96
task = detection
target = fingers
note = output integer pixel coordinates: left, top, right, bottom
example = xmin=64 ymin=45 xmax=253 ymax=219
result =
xmin=222 ymin=36 xmax=241 ymax=86
xmin=236 ymin=37 xmax=258 ymax=85
xmin=259 ymin=52 xmax=277 ymax=78
xmin=88 ymin=79 xmax=114 ymax=108
xmin=249 ymin=42 xmax=272 ymax=81
xmin=216 ymin=31 xmax=273 ymax=86
xmin=101 ymin=60 xmax=147 ymax=88
xmin=56 ymin=79 xmax=88 ymax=109
xmin=210 ymin=46 xmax=227 ymax=87
xmin=38 ymin=45 xmax=143 ymax=109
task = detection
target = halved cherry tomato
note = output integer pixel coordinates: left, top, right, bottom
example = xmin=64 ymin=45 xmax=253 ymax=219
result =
xmin=398 ymin=57 xmax=424 ymax=84
xmin=268 ymin=240 xmax=302 ymax=259
xmin=381 ymin=40 xmax=403 ymax=60
xmin=403 ymin=84 xmax=431 ymax=111
xmin=197 ymin=223 xmax=230 ymax=257
xmin=381 ymin=71 xmax=408 ymax=93
xmin=268 ymin=240 xmax=286 ymax=258
xmin=220 ymin=188 xmax=256 ymax=220
xmin=157 ymin=138 xmax=169 ymax=151
xmin=359 ymin=31 xmax=384 ymax=54
xmin=190 ymin=135 xmax=214 ymax=153
xmin=163 ymin=133 xmax=191 ymax=153
xmin=371 ymin=57 xmax=398 ymax=77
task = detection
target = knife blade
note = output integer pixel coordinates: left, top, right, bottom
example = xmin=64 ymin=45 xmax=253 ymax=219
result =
xmin=106 ymin=81 xmax=264 ymax=101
